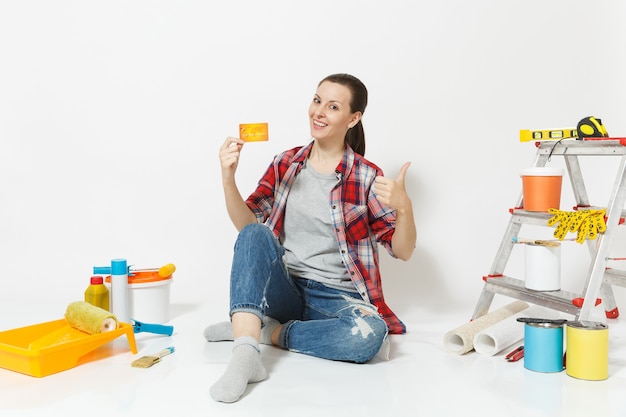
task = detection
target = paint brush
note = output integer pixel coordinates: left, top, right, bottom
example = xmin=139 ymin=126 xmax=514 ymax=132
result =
xmin=511 ymin=237 xmax=561 ymax=247
xmin=131 ymin=346 xmax=175 ymax=368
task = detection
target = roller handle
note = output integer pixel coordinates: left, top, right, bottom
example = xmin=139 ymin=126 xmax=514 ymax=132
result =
xmin=132 ymin=320 xmax=174 ymax=336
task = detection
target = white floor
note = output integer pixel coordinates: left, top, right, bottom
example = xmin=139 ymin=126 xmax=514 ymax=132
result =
xmin=2 ymin=299 xmax=626 ymax=417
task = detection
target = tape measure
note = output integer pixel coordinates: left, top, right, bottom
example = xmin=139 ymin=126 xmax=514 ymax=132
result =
xmin=577 ymin=116 xmax=608 ymax=139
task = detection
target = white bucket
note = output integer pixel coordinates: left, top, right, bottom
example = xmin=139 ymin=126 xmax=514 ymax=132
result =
xmin=129 ymin=277 xmax=172 ymax=324
xmin=525 ymin=243 xmax=561 ymax=291
xmin=106 ymin=271 xmax=173 ymax=324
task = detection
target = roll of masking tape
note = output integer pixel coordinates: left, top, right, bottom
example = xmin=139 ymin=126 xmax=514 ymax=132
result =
xmin=566 ymin=321 xmax=609 ymax=380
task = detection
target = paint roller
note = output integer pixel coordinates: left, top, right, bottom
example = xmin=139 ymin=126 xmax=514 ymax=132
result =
xmin=93 ymin=263 xmax=176 ymax=278
xmin=28 ymin=301 xmax=118 ymax=350
xmin=132 ymin=263 xmax=176 ymax=278
xmin=64 ymin=301 xmax=118 ymax=334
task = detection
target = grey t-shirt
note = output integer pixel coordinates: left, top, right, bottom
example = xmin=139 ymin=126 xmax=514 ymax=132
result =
xmin=281 ymin=162 xmax=355 ymax=291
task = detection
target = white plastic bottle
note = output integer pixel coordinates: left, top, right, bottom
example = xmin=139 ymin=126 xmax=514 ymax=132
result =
xmin=110 ymin=258 xmax=130 ymax=322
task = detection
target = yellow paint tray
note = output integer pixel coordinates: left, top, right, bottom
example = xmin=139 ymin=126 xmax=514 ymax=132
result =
xmin=0 ymin=319 xmax=137 ymax=377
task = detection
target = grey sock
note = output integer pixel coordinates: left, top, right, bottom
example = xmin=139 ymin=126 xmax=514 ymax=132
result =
xmin=209 ymin=336 xmax=267 ymax=403
xmin=203 ymin=321 xmax=233 ymax=342
xmin=204 ymin=317 xmax=280 ymax=345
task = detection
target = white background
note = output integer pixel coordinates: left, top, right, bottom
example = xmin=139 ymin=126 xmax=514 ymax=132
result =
xmin=2 ymin=0 xmax=626 ymax=323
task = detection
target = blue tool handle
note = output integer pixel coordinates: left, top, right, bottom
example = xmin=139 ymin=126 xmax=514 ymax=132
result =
xmin=93 ymin=266 xmax=112 ymax=274
xmin=133 ymin=320 xmax=174 ymax=336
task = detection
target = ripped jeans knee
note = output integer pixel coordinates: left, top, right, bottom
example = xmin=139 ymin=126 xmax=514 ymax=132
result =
xmin=278 ymin=292 xmax=389 ymax=363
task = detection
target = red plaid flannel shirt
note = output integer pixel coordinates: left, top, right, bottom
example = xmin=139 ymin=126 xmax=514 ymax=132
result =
xmin=245 ymin=141 xmax=406 ymax=334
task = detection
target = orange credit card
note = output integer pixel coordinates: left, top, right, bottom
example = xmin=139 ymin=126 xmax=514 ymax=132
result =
xmin=239 ymin=123 xmax=269 ymax=142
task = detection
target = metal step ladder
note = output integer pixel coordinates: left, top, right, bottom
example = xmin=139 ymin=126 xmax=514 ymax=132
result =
xmin=471 ymin=138 xmax=626 ymax=322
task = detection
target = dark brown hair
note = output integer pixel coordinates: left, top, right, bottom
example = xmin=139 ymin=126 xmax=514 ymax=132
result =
xmin=318 ymin=73 xmax=367 ymax=156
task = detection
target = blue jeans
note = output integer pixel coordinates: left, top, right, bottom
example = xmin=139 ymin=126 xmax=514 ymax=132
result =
xmin=229 ymin=223 xmax=388 ymax=363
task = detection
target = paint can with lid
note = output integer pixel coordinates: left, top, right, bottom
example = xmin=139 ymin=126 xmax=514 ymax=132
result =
xmin=520 ymin=167 xmax=564 ymax=212
xmin=524 ymin=243 xmax=561 ymax=291
xmin=523 ymin=321 xmax=564 ymax=373
xmin=106 ymin=271 xmax=173 ymax=324
xmin=565 ymin=321 xmax=609 ymax=380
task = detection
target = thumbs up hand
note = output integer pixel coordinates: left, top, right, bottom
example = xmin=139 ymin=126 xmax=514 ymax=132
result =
xmin=374 ymin=162 xmax=412 ymax=213
xmin=375 ymin=162 xmax=416 ymax=260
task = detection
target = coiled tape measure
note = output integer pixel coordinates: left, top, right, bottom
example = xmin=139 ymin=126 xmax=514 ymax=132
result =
xmin=520 ymin=116 xmax=608 ymax=142
xmin=577 ymin=116 xmax=608 ymax=138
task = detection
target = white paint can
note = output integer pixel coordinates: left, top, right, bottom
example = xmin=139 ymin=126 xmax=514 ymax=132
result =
xmin=525 ymin=243 xmax=561 ymax=291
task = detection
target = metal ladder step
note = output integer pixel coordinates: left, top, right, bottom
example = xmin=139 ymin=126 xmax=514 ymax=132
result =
xmin=509 ymin=208 xmax=626 ymax=226
xmin=483 ymin=275 xmax=582 ymax=315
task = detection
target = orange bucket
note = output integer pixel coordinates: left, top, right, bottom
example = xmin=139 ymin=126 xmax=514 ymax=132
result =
xmin=521 ymin=167 xmax=564 ymax=212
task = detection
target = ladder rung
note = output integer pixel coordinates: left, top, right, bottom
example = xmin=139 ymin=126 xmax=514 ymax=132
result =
xmin=604 ymin=268 xmax=626 ymax=287
xmin=536 ymin=139 xmax=626 ymax=155
xmin=483 ymin=276 xmax=582 ymax=315
xmin=508 ymin=209 xmax=552 ymax=226
xmin=509 ymin=208 xmax=626 ymax=226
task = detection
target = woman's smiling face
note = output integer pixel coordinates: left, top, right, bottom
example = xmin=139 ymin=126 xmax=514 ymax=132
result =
xmin=309 ymin=81 xmax=361 ymax=143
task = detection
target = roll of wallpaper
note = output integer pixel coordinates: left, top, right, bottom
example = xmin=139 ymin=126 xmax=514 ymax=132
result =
xmin=65 ymin=301 xmax=118 ymax=334
xmin=444 ymin=301 xmax=529 ymax=355
xmin=473 ymin=305 xmax=560 ymax=356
